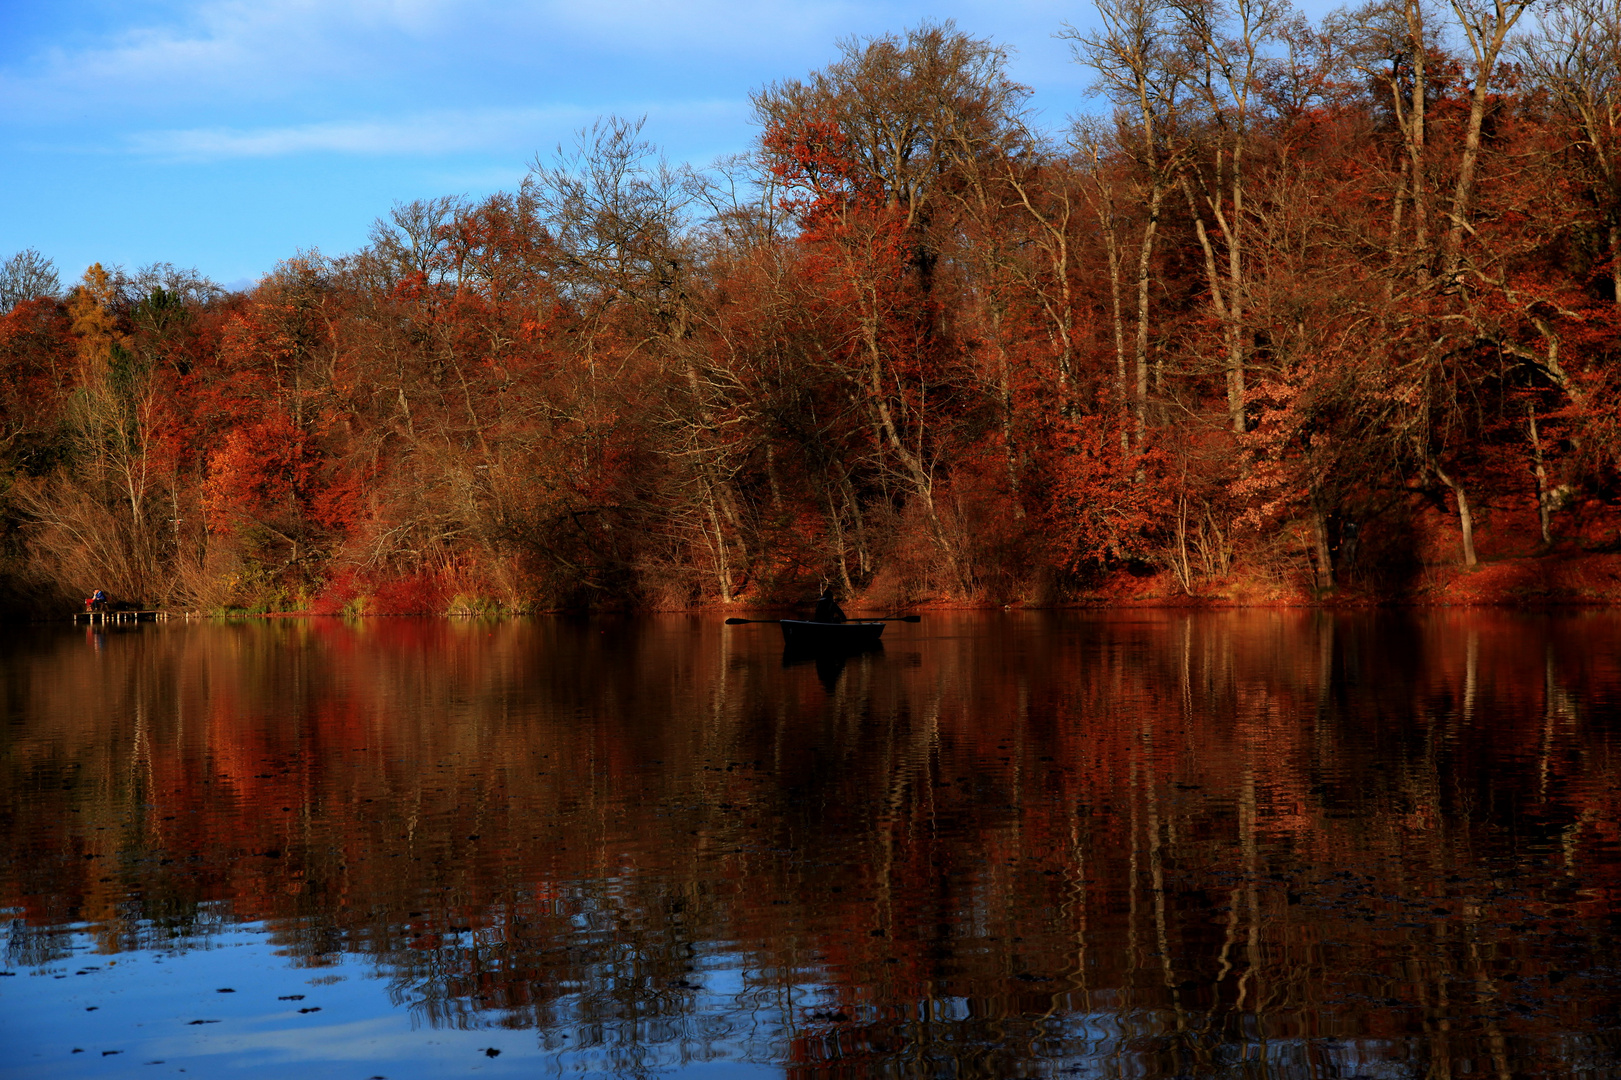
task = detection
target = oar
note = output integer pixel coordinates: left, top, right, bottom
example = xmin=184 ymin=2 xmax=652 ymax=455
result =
xmin=724 ymin=615 xmax=921 ymax=625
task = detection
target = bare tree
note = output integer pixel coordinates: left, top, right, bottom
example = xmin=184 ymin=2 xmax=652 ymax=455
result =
xmin=19 ymin=265 xmax=170 ymax=599
xmin=1517 ymin=0 xmax=1621 ymax=306
xmin=1067 ymin=0 xmax=1190 ymax=448
xmin=526 ymin=118 xmax=753 ymax=601
xmin=0 ymin=249 xmax=60 ymax=312
xmin=364 ymin=195 xmax=468 ymax=288
xmin=1168 ymin=0 xmax=1299 ymax=434
xmin=1443 ymin=0 xmax=1535 ymax=281
xmin=753 ymin=23 xmax=1031 ymax=595
xmin=1337 ymin=0 xmax=1442 ymax=273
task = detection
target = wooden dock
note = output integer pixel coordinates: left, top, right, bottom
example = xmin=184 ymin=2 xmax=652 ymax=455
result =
xmin=73 ymin=610 xmax=172 ymax=625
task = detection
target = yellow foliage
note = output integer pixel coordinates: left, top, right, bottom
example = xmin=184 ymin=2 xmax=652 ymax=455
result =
xmin=67 ymin=263 xmax=129 ymax=383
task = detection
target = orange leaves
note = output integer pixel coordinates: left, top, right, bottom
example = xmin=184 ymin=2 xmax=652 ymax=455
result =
xmin=365 ymin=570 xmax=450 ymax=615
xmin=215 ymin=309 xmax=292 ymax=386
xmin=390 ymin=270 xmax=430 ymax=305
xmin=760 ymin=112 xmax=867 ymax=227
xmin=308 ymin=467 xmax=366 ymax=534
xmin=1047 ymin=410 xmax=1171 ymax=569
xmin=202 ymin=412 xmax=308 ymax=533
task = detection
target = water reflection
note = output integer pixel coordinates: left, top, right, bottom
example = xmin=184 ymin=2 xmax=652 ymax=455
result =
xmin=3 ymin=611 xmax=1620 ymax=1077
xmin=781 ymin=639 xmax=884 ymax=692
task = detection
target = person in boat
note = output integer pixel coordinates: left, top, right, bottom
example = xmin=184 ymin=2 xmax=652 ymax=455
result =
xmin=812 ymin=587 xmax=847 ymax=624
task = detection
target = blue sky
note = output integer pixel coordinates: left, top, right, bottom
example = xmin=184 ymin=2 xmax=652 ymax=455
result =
xmin=0 ymin=0 xmax=1118 ymax=291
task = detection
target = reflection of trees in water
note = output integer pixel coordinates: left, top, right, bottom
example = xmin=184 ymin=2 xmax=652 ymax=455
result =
xmin=2 ymin=613 xmax=1620 ymax=1076
xmin=4 ymin=918 xmax=73 ymax=968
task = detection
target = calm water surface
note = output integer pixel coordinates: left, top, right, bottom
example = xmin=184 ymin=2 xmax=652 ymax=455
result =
xmin=3 ymin=611 xmax=1620 ymax=1078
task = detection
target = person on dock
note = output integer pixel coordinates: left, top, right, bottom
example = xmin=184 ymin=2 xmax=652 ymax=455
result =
xmin=813 ymin=587 xmax=846 ymax=624
xmin=86 ymin=589 xmax=107 ymax=613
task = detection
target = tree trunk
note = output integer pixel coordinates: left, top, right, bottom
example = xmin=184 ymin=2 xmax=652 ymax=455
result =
xmin=1180 ymin=172 xmax=1246 ymax=434
xmin=1133 ymin=185 xmax=1166 ymax=450
xmin=824 ymin=489 xmax=855 ymax=596
xmin=1433 ymin=461 xmax=1479 ymax=567
xmin=1311 ymin=505 xmax=1335 ymax=592
xmin=860 ymin=312 xmax=966 ymax=592
xmin=679 ymin=343 xmax=750 ymax=600
xmin=1528 ymin=404 xmax=1552 ymax=545
xmin=1403 ymin=0 xmax=1430 ymax=261
xmin=1612 ymin=219 xmax=1620 ymax=308
xmin=988 ymin=308 xmax=1024 ymax=518
xmin=1101 ymin=187 xmax=1129 ymax=451
xmin=704 ymin=492 xmax=734 ymax=603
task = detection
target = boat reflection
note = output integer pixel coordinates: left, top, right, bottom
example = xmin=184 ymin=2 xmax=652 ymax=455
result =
xmin=781 ymin=638 xmax=884 ymax=691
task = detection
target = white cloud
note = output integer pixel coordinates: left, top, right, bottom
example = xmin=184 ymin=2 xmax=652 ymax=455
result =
xmin=126 ymin=100 xmax=751 ymax=161
xmin=128 ymin=109 xmax=578 ymax=160
xmin=1 ymin=0 xmax=465 ymax=114
xmin=6 ymin=0 xmax=819 ymax=104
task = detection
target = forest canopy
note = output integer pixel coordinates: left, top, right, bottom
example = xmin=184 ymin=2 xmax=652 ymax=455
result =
xmin=3 ymin=0 xmax=1619 ymax=614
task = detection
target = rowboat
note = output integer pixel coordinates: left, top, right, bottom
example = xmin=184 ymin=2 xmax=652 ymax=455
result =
xmin=778 ymin=619 xmax=886 ymax=649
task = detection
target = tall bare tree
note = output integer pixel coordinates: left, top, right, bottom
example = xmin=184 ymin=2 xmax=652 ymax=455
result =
xmin=1517 ymin=0 xmax=1621 ymax=306
xmin=1169 ymin=0 xmax=1298 ymax=434
xmin=526 ymin=118 xmax=751 ymax=601
xmin=1067 ymin=0 xmax=1190 ymax=448
xmin=1443 ymin=0 xmax=1535 ymax=281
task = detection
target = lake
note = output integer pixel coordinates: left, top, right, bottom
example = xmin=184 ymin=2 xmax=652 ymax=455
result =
xmin=3 ymin=611 xmax=1620 ymax=1078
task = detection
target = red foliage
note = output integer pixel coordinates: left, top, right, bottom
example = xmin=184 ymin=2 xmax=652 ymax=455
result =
xmin=366 ymin=570 xmax=451 ymax=615
xmin=1046 ymin=411 xmax=1172 ymax=569
xmin=202 ymin=412 xmax=310 ymax=534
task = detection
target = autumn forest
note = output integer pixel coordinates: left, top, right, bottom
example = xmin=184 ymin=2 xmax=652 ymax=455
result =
xmin=3 ymin=0 xmax=1620 ymax=615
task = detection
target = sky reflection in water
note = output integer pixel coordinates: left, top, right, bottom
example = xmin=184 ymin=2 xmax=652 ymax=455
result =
xmin=3 ymin=611 xmax=1620 ymax=1078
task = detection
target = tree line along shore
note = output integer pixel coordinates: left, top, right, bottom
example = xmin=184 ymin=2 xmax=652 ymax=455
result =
xmin=3 ymin=2 xmax=1620 ymax=616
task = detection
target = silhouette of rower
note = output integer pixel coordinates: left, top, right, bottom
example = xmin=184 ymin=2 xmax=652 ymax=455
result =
xmin=812 ymin=587 xmax=847 ymax=624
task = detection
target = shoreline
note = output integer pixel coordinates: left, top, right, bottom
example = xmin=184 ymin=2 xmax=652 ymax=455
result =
xmin=44 ymin=551 xmax=1621 ymax=621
